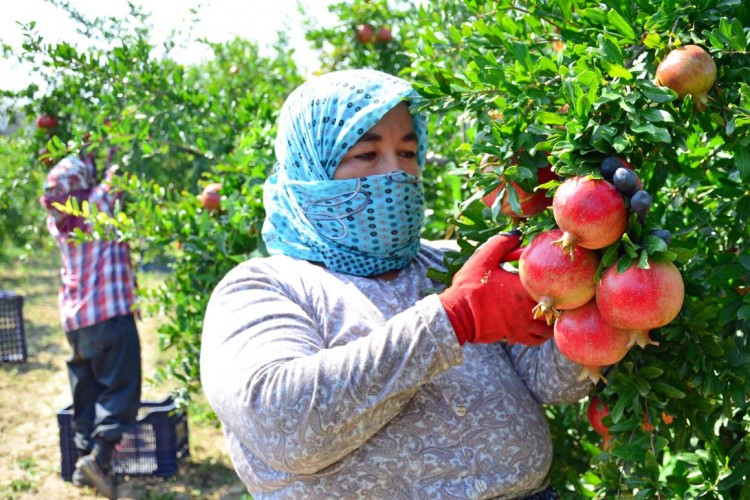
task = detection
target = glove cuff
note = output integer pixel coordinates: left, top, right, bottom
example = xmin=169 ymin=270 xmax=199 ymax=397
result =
xmin=438 ymin=293 xmax=475 ymax=345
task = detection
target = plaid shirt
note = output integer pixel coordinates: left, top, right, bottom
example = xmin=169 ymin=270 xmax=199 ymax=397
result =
xmin=46 ymin=181 xmax=137 ymax=333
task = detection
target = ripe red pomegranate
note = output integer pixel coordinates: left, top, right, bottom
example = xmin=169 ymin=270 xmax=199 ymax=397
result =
xmin=200 ymin=182 xmax=223 ymax=211
xmin=655 ymin=45 xmax=717 ymax=112
xmin=587 ymin=397 xmax=612 ymax=449
xmin=355 ymin=24 xmax=375 ymax=44
xmin=480 ymin=153 xmax=557 ymax=218
xmin=375 ymin=27 xmax=393 ymax=43
xmin=553 ymin=300 xmax=632 ymax=383
xmin=37 ymin=114 xmax=58 ymax=130
xmin=519 ymin=229 xmax=600 ymax=324
xmin=596 ymin=259 xmax=685 ymax=331
xmin=552 ymin=176 xmax=628 ymax=256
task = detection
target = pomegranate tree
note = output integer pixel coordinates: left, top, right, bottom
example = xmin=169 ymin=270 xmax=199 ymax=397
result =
xmin=655 ymin=44 xmax=717 ymax=112
xmin=552 ymin=176 xmax=628 ymax=256
xmin=519 ymin=229 xmax=600 ymax=324
xmin=596 ymin=259 xmax=685 ymax=333
xmin=553 ymin=300 xmax=633 ymax=384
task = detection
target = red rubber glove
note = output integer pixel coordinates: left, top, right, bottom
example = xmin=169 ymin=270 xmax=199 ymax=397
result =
xmin=439 ymin=232 xmax=553 ymax=346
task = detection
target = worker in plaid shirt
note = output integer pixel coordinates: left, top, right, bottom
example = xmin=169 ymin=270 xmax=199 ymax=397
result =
xmin=41 ymin=153 xmax=140 ymax=499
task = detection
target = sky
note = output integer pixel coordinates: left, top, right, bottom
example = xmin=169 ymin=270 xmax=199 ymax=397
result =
xmin=1 ymin=0 xmax=337 ymax=92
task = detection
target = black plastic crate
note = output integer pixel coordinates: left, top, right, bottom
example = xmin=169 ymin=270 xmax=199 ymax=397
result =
xmin=0 ymin=290 xmax=26 ymax=363
xmin=58 ymin=397 xmax=189 ymax=481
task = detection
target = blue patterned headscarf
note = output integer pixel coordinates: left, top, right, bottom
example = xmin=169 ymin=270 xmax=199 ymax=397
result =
xmin=262 ymin=69 xmax=429 ymax=277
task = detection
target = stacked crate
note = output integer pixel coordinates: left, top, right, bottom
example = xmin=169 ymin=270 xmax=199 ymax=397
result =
xmin=0 ymin=291 xmax=27 ymax=363
xmin=58 ymin=397 xmax=189 ymax=480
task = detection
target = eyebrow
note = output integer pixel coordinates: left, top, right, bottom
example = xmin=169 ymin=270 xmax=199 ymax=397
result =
xmin=356 ymin=131 xmax=418 ymax=143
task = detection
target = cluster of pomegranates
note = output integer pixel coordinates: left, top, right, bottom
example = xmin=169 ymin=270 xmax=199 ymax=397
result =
xmin=37 ymin=114 xmax=58 ymax=131
xmin=479 ymin=153 xmax=685 ymax=384
xmin=516 ymin=163 xmax=685 ymax=384
xmin=355 ymin=24 xmax=393 ymax=45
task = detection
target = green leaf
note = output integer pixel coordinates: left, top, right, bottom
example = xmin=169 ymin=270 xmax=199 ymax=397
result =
xmin=649 ymin=250 xmax=677 ymax=263
xmin=612 ymin=134 xmax=629 ymax=153
xmin=601 ymin=242 xmax=621 ymax=267
xmin=630 ymin=122 xmax=672 ymax=143
xmin=617 ymin=255 xmax=634 ymax=272
xmin=637 ymin=249 xmax=650 ymax=268
xmin=669 ymin=247 xmax=698 ymax=263
xmin=639 ymin=80 xmax=678 ymax=103
xmin=607 ymin=9 xmax=637 ymax=42
xmin=642 ymin=32 xmax=661 ymax=49
xmin=645 ymin=450 xmax=660 ymax=479
xmin=610 ymin=442 xmax=647 ymax=461
xmin=601 ymin=61 xmax=633 ymax=80
xmin=534 ymin=111 xmax=569 ymax=125
xmin=642 ymin=235 xmax=668 ymax=253
xmin=580 ymin=8 xmax=609 ymax=25
xmin=718 ymin=461 xmax=750 ymax=491
xmin=734 ymin=147 xmax=750 ymax=180
xmin=652 ymin=382 xmax=687 ymax=399
xmin=638 ymin=366 xmax=664 ymax=378
xmin=640 ymin=109 xmax=675 ymax=123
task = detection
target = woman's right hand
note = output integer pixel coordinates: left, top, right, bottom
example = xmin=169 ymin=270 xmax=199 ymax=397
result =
xmin=438 ymin=233 xmax=553 ymax=346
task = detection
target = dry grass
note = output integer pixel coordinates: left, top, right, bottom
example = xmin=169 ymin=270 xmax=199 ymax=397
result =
xmin=0 ymin=249 xmax=248 ymax=499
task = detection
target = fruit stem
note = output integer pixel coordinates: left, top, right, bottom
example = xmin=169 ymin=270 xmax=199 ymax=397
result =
xmin=532 ymin=296 xmax=560 ymax=325
xmin=694 ymin=92 xmax=710 ymax=112
xmin=579 ymin=365 xmax=607 ymax=385
xmin=628 ymin=329 xmax=659 ymax=349
xmin=551 ymin=231 xmax=577 ymax=260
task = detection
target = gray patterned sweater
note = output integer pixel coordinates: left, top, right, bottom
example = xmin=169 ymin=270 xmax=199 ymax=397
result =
xmin=200 ymin=239 xmax=593 ymax=499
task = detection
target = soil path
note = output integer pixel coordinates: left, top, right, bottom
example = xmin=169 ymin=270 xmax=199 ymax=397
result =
xmin=0 ymin=251 xmax=247 ymax=499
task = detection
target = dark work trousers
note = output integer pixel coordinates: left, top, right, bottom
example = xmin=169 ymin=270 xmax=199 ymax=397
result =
xmin=65 ymin=313 xmax=142 ymax=453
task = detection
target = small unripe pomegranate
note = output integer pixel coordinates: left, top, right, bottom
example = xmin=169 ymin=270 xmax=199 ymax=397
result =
xmin=480 ymin=153 xmax=557 ymax=218
xmin=519 ymin=229 xmax=600 ymax=324
xmin=655 ymin=45 xmax=717 ymax=112
xmin=200 ymin=182 xmax=223 ymax=211
xmin=552 ymin=176 xmax=628 ymax=256
xmin=587 ymin=397 xmax=612 ymax=449
xmin=554 ymin=300 xmax=633 ymax=384
xmin=596 ymin=259 xmax=685 ymax=331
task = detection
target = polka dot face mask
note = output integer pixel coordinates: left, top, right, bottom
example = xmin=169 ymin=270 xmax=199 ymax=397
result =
xmin=262 ymin=69 xmax=429 ymax=277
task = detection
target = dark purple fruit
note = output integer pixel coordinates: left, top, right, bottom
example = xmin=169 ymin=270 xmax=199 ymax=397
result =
xmin=600 ymin=157 xmax=624 ymax=180
xmin=650 ymin=229 xmax=672 ymax=246
xmin=631 ymin=190 xmax=653 ymax=223
xmin=613 ymin=168 xmax=639 ymax=196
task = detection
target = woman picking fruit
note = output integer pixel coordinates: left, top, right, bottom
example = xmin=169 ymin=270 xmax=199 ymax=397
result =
xmin=200 ymin=69 xmax=595 ymax=499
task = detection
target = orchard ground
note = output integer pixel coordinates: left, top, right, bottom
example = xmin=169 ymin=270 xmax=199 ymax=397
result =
xmin=0 ymin=249 xmax=248 ymax=499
